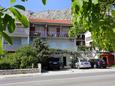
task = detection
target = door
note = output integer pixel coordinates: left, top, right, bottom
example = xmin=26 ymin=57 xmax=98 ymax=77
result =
xmin=30 ymin=27 xmax=35 ymax=36
xmin=56 ymin=28 xmax=60 ymax=37
xmin=46 ymin=26 xmax=49 ymax=37
xmin=63 ymin=57 xmax=67 ymax=66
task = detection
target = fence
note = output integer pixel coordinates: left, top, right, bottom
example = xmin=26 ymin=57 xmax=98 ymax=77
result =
xmin=0 ymin=64 xmax=42 ymax=75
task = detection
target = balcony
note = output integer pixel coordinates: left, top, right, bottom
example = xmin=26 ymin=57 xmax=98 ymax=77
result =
xmin=30 ymin=31 xmax=69 ymax=38
xmin=7 ymin=28 xmax=29 ymax=37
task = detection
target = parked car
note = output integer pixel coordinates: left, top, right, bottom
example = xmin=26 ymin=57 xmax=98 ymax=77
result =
xmin=75 ymin=59 xmax=91 ymax=69
xmin=89 ymin=59 xmax=107 ymax=68
xmin=47 ymin=57 xmax=62 ymax=70
xmin=89 ymin=59 xmax=96 ymax=68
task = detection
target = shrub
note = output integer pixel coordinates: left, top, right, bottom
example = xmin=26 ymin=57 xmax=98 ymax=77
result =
xmin=0 ymin=38 xmax=51 ymax=69
xmin=20 ymin=56 xmax=35 ymax=68
xmin=0 ymin=46 xmax=36 ymax=69
xmin=0 ymin=58 xmax=11 ymax=69
xmin=16 ymin=45 xmax=36 ymax=57
xmin=32 ymin=38 xmax=50 ymax=64
xmin=16 ymin=45 xmax=37 ymax=68
xmin=0 ymin=53 xmax=20 ymax=69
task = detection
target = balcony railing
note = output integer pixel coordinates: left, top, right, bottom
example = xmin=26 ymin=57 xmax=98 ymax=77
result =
xmin=30 ymin=31 xmax=68 ymax=38
xmin=6 ymin=28 xmax=29 ymax=37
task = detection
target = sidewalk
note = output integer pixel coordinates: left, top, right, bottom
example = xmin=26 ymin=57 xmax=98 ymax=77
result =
xmin=0 ymin=67 xmax=115 ymax=79
xmin=42 ymin=67 xmax=115 ymax=76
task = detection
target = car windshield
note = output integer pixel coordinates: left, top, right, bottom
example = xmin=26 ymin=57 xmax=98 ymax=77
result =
xmin=48 ymin=57 xmax=59 ymax=62
xmin=80 ymin=59 xmax=87 ymax=62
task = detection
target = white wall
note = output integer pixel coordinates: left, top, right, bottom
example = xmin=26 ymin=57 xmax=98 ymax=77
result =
xmin=48 ymin=26 xmax=69 ymax=33
xmin=3 ymin=37 xmax=29 ymax=51
xmin=47 ymin=39 xmax=77 ymax=51
xmin=35 ymin=25 xmax=44 ymax=32
xmin=8 ymin=27 xmax=29 ymax=37
xmin=48 ymin=26 xmax=57 ymax=33
xmin=84 ymin=31 xmax=92 ymax=47
xmin=61 ymin=26 xmax=69 ymax=33
xmin=21 ymin=37 xmax=29 ymax=45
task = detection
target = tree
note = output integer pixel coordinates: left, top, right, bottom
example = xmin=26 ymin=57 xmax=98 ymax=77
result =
xmin=0 ymin=0 xmax=29 ymax=44
xmin=0 ymin=45 xmax=38 ymax=69
xmin=16 ymin=45 xmax=37 ymax=68
xmin=0 ymin=38 xmax=50 ymax=69
xmin=70 ymin=0 xmax=115 ymax=51
xmin=0 ymin=0 xmax=29 ymax=54
xmin=0 ymin=0 xmax=47 ymax=54
xmin=32 ymin=38 xmax=50 ymax=64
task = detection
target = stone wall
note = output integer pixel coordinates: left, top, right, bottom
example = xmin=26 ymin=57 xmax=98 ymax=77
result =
xmin=0 ymin=68 xmax=40 ymax=75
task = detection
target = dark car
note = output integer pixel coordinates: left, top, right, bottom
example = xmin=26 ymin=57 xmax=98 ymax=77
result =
xmin=95 ymin=59 xmax=107 ymax=68
xmin=89 ymin=59 xmax=96 ymax=68
xmin=89 ymin=59 xmax=107 ymax=68
xmin=47 ymin=57 xmax=61 ymax=70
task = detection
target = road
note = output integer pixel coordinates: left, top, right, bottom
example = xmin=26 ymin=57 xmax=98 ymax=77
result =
xmin=0 ymin=71 xmax=115 ymax=86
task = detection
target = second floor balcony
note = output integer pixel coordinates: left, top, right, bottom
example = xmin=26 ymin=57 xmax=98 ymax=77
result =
xmin=30 ymin=31 xmax=69 ymax=38
xmin=7 ymin=28 xmax=29 ymax=37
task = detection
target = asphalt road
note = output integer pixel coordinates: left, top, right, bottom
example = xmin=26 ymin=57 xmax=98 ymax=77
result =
xmin=0 ymin=71 xmax=115 ymax=86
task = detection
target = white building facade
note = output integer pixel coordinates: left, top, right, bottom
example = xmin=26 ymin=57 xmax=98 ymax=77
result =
xmin=29 ymin=19 xmax=77 ymax=52
xmin=3 ymin=23 xmax=30 ymax=51
xmin=84 ymin=31 xmax=92 ymax=47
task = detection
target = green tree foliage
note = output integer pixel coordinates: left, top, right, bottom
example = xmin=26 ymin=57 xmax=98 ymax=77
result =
xmin=0 ymin=46 xmax=37 ymax=69
xmin=0 ymin=36 xmax=4 ymax=54
xmin=16 ymin=45 xmax=36 ymax=58
xmin=0 ymin=0 xmax=29 ymax=44
xmin=32 ymin=38 xmax=50 ymax=64
xmin=16 ymin=46 xmax=37 ymax=68
xmin=0 ymin=0 xmax=29 ymax=54
xmin=70 ymin=0 xmax=115 ymax=51
xmin=0 ymin=0 xmax=47 ymax=54
xmin=0 ymin=38 xmax=50 ymax=69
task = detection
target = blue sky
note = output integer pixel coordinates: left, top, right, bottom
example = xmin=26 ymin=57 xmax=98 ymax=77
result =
xmin=0 ymin=0 xmax=71 ymax=11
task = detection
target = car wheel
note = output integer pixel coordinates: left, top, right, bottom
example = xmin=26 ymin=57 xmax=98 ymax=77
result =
xmin=103 ymin=66 xmax=107 ymax=69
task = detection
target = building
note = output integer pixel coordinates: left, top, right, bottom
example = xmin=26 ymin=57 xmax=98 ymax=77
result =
xmin=2 ymin=10 xmax=30 ymax=52
xmin=29 ymin=18 xmax=77 ymax=51
xmin=2 ymin=18 xmax=92 ymax=68
xmin=2 ymin=8 xmax=92 ymax=52
xmin=29 ymin=18 xmax=78 ymax=68
xmin=84 ymin=31 xmax=92 ymax=47
xmin=76 ymin=31 xmax=92 ymax=47
xmin=2 ymin=19 xmax=92 ymax=52
xmin=2 ymin=22 xmax=30 ymax=52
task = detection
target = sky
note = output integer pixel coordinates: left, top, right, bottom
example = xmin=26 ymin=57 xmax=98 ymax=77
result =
xmin=0 ymin=0 xmax=71 ymax=12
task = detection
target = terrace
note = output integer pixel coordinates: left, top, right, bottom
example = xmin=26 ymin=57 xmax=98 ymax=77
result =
xmin=30 ymin=31 xmax=68 ymax=38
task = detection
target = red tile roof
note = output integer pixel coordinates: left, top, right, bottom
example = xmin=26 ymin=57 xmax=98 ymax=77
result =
xmin=29 ymin=18 xmax=71 ymax=24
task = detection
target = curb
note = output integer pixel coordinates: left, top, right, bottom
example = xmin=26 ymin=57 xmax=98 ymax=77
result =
xmin=0 ymin=68 xmax=115 ymax=79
